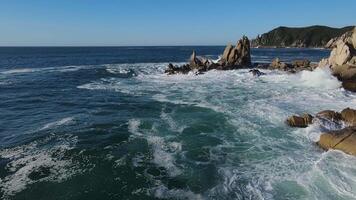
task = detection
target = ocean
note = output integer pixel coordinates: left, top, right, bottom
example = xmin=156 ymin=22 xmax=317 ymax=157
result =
xmin=0 ymin=47 xmax=356 ymax=200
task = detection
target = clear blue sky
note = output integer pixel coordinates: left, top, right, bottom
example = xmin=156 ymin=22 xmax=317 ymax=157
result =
xmin=0 ymin=0 xmax=355 ymax=46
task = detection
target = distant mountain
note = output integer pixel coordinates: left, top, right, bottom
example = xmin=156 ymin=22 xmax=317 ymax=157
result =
xmin=251 ymin=25 xmax=354 ymax=48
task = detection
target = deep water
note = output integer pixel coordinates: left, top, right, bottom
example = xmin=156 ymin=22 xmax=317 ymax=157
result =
xmin=0 ymin=47 xmax=356 ymax=200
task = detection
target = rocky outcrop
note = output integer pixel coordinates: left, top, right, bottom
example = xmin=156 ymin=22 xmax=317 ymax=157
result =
xmin=316 ymin=110 xmax=343 ymax=123
xmin=319 ymin=27 xmax=356 ymax=92
xmin=317 ymin=126 xmax=356 ymax=155
xmin=219 ymin=36 xmax=251 ymax=68
xmin=286 ymin=108 xmax=356 ymax=156
xmin=165 ymin=36 xmax=251 ymax=75
xmin=268 ymin=58 xmax=315 ymax=73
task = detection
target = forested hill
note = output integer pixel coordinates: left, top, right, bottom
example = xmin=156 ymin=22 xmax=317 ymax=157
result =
xmin=251 ymin=25 xmax=354 ymax=48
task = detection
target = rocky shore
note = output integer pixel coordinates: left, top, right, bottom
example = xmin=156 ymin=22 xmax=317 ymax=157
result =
xmin=287 ymin=108 xmax=356 ymax=155
xmin=165 ymin=27 xmax=356 ymax=156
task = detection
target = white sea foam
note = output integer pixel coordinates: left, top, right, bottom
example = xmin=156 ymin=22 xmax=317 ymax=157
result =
xmin=299 ymin=67 xmax=342 ymax=89
xmin=0 ymin=135 xmax=79 ymax=198
xmin=76 ymin=62 xmax=356 ymax=199
xmin=0 ymin=65 xmax=87 ymax=75
xmin=151 ymin=185 xmax=203 ymax=200
xmin=39 ymin=117 xmax=74 ymax=131
xmin=127 ymin=118 xmax=182 ymax=177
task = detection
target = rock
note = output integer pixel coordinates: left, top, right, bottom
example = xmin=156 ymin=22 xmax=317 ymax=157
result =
xmin=352 ymin=27 xmax=356 ymax=49
xmin=164 ymin=63 xmax=191 ymax=75
xmin=189 ymin=51 xmax=203 ymax=69
xmin=249 ymin=69 xmax=265 ymax=77
xmin=270 ymin=58 xmax=289 ymax=70
xmin=221 ymin=44 xmax=234 ymax=62
xmin=316 ymin=110 xmax=343 ymax=122
xmin=286 ymin=114 xmax=313 ymax=128
xmin=165 ymin=36 xmax=251 ymax=75
xmin=331 ymin=64 xmax=356 ymax=80
xmin=329 ymin=41 xmax=353 ymax=66
xmin=317 ymin=126 xmax=356 ymax=155
xmin=318 ymin=27 xmax=356 ymax=92
xmin=342 ymin=80 xmax=356 ymax=92
xmin=292 ymin=60 xmax=311 ymax=68
xmin=341 ymin=108 xmax=356 ymax=126
xmin=219 ymin=36 xmax=252 ymax=68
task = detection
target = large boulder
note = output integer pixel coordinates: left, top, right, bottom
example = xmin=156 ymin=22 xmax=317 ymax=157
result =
xmin=286 ymin=113 xmax=313 ymax=128
xmin=317 ymin=126 xmax=356 ymax=155
xmin=328 ymin=41 xmax=353 ymax=66
xmin=342 ymin=80 xmax=356 ymax=92
xmin=341 ymin=108 xmax=356 ymax=126
xmin=319 ymin=27 xmax=356 ymax=68
xmin=331 ymin=64 xmax=356 ymax=80
xmin=316 ymin=110 xmax=343 ymax=122
xmin=318 ymin=27 xmax=356 ymax=92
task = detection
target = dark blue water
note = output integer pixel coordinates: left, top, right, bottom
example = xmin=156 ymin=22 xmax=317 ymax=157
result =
xmin=3 ymin=47 xmax=354 ymax=200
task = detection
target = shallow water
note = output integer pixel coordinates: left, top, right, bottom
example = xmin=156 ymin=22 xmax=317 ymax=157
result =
xmin=0 ymin=47 xmax=355 ymax=200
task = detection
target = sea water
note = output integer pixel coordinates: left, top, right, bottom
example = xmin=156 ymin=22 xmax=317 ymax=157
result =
xmin=0 ymin=47 xmax=355 ymax=200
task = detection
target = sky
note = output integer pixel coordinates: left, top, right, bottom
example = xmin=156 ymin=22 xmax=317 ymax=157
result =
xmin=0 ymin=0 xmax=355 ymax=46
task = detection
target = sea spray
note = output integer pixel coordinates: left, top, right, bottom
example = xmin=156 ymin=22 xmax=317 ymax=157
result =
xmin=299 ymin=67 xmax=341 ymax=89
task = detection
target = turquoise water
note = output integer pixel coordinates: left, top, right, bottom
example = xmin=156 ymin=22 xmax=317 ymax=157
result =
xmin=0 ymin=47 xmax=356 ymax=199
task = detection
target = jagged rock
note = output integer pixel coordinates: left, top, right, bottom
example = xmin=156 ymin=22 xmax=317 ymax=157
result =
xmin=316 ymin=110 xmax=342 ymax=123
xmin=329 ymin=41 xmax=353 ymax=66
xmin=319 ymin=27 xmax=356 ymax=68
xmin=164 ymin=63 xmax=191 ymax=75
xmin=219 ymin=36 xmax=251 ymax=68
xmin=165 ymin=36 xmax=252 ymax=75
xmin=318 ymin=27 xmax=356 ymax=92
xmin=189 ymin=51 xmax=204 ymax=69
xmin=286 ymin=113 xmax=313 ymax=128
xmin=341 ymin=108 xmax=356 ymax=126
xmin=221 ymin=44 xmax=234 ymax=62
xmin=270 ymin=58 xmax=289 ymax=70
xmin=317 ymin=126 xmax=356 ymax=155
xmin=249 ymin=69 xmax=265 ymax=77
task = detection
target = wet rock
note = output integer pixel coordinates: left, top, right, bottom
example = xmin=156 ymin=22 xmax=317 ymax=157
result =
xmin=316 ymin=110 xmax=343 ymax=123
xmin=249 ymin=69 xmax=265 ymax=77
xmin=341 ymin=108 xmax=356 ymax=126
xmin=165 ymin=36 xmax=252 ymax=75
xmin=317 ymin=126 xmax=356 ymax=155
xmin=164 ymin=63 xmax=191 ymax=75
xmin=189 ymin=50 xmax=203 ymax=69
xmin=342 ymin=80 xmax=356 ymax=92
xmin=286 ymin=114 xmax=313 ymax=128
xmin=269 ymin=58 xmax=289 ymax=70
xmin=331 ymin=64 xmax=356 ymax=81
xmin=292 ymin=60 xmax=311 ymax=68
